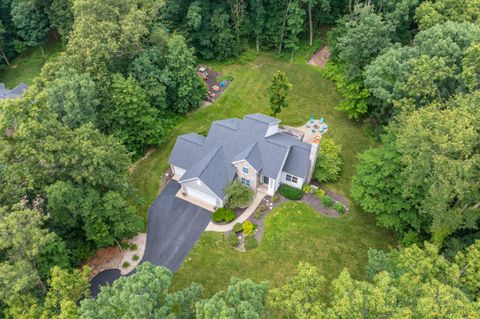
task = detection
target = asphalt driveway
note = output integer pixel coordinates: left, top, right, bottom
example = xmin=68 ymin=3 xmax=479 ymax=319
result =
xmin=141 ymin=181 xmax=211 ymax=271
xmin=90 ymin=181 xmax=211 ymax=297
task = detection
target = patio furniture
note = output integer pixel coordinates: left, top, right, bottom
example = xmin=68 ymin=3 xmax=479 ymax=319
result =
xmin=306 ymin=123 xmax=311 ymax=128
xmin=311 ymin=129 xmax=316 ymax=133
xmin=310 ymin=116 xmax=314 ymax=123
xmin=319 ymin=118 xmax=324 ymax=123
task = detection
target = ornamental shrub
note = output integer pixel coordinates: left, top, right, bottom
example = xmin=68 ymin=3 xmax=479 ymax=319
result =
xmin=213 ymin=207 xmax=236 ymax=223
xmin=225 ymin=181 xmax=254 ymax=208
xmin=122 ymin=261 xmax=130 ymax=268
xmin=132 ymin=254 xmax=140 ymax=261
xmin=272 ymin=194 xmax=280 ymax=202
xmin=279 ymin=184 xmax=304 ymax=200
xmin=244 ymin=236 xmax=258 ymax=250
xmin=315 ymin=188 xmax=326 ymax=199
xmin=321 ymin=195 xmax=334 ymax=207
xmin=233 ymin=222 xmax=243 ymax=233
xmin=242 ymin=220 xmax=255 ymax=237
xmin=333 ymin=202 xmax=345 ymax=214
xmin=227 ymin=233 xmax=240 ymax=247
xmin=302 ymin=184 xmax=313 ymax=193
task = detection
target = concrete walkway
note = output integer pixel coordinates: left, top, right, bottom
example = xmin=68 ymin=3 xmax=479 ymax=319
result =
xmin=205 ymin=191 xmax=266 ymax=232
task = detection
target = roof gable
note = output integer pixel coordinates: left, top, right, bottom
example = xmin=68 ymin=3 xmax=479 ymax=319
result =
xmin=179 ymin=147 xmax=235 ymax=198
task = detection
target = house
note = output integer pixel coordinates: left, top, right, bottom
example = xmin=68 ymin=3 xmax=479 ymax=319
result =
xmin=0 ymin=82 xmax=28 ymax=99
xmin=168 ymin=113 xmax=319 ymax=209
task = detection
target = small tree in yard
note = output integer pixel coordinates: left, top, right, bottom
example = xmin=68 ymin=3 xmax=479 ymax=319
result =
xmin=267 ymin=71 xmax=292 ymax=117
xmin=225 ymin=181 xmax=254 ymax=208
xmin=315 ymin=137 xmax=343 ymax=182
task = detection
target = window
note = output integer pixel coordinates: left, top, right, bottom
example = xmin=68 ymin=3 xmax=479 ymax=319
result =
xmin=286 ymin=174 xmax=298 ymax=183
xmin=241 ymin=178 xmax=250 ymax=187
xmin=242 ymin=166 xmax=249 ymax=174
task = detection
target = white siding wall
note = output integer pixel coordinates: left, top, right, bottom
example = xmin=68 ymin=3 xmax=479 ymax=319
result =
xmin=265 ymin=124 xmax=279 ymax=137
xmin=181 ymin=179 xmax=224 ymax=207
xmin=171 ymin=165 xmax=186 ymax=177
xmin=274 ymin=150 xmax=290 ymax=193
xmin=267 ymin=177 xmax=276 ymax=195
xmin=280 ymin=172 xmax=304 ymax=189
xmin=306 ymin=143 xmax=319 ymax=183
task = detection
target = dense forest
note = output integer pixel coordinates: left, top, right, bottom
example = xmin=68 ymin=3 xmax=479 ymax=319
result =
xmin=330 ymin=0 xmax=480 ymax=252
xmin=0 ymin=0 xmax=479 ymax=318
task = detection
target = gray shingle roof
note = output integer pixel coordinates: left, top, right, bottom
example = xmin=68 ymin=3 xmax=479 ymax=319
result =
xmin=179 ymin=146 xmax=235 ymax=198
xmin=283 ymin=146 xmax=311 ymax=180
xmin=169 ymin=114 xmax=312 ymax=198
xmin=233 ymin=142 xmax=263 ymax=171
xmin=0 ymin=82 xmax=28 ymax=99
xmin=245 ymin=113 xmax=280 ymax=125
xmin=169 ymin=134 xmax=207 ymax=169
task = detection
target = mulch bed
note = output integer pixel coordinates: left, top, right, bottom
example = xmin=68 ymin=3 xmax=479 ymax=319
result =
xmin=311 ymin=180 xmax=350 ymax=208
xmin=301 ymin=193 xmax=342 ymax=218
xmin=84 ymin=246 xmax=122 ymax=279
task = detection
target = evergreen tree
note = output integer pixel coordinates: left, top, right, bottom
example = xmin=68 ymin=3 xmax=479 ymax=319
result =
xmin=267 ymin=70 xmax=292 ymax=117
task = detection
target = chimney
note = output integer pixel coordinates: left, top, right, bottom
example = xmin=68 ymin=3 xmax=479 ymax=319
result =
xmin=306 ymin=136 xmax=321 ymax=183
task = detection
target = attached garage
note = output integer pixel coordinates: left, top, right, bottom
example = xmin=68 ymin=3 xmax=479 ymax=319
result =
xmin=183 ymin=187 xmax=217 ymax=207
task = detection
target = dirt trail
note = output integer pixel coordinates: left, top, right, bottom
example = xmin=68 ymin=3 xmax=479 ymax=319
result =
xmin=308 ymin=46 xmax=331 ymax=67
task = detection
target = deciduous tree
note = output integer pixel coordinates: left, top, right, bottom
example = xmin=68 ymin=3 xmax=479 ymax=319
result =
xmin=79 ymin=263 xmax=202 ymax=319
xmin=10 ymin=0 xmax=50 ymax=49
xmin=45 ymin=67 xmax=98 ymax=128
xmin=106 ymin=74 xmax=166 ymax=154
xmin=314 ymin=136 xmax=343 ymax=183
xmin=269 ymin=262 xmax=326 ymax=318
xmin=196 ymin=277 xmax=268 ymax=319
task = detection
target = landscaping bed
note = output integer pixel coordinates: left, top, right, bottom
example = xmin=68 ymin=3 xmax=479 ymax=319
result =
xmin=211 ymin=206 xmax=248 ymax=225
xmin=301 ymin=193 xmax=343 ymax=218
xmin=224 ymin=194 xmax=285 ymax=251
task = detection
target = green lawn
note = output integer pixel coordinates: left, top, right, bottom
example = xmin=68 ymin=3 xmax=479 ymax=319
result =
xmin=0 ymin=40 xmax=63 ymax=88
xmin=129 ymin=52 xmax=396 ymax=304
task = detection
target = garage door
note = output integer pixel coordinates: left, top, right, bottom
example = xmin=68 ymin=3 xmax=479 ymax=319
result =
xmin=184 ymin=187 xmax=217 ymax=206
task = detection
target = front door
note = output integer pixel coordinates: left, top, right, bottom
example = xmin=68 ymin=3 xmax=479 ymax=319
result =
xmin=262 ymin=175 xmax=269 ymax=185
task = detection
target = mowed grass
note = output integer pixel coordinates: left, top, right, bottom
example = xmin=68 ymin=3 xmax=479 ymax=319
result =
xmin=129 ymin=52 xmax=396 ymax=302
xmin=0 ymin=40 xmax=63 ymax=88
